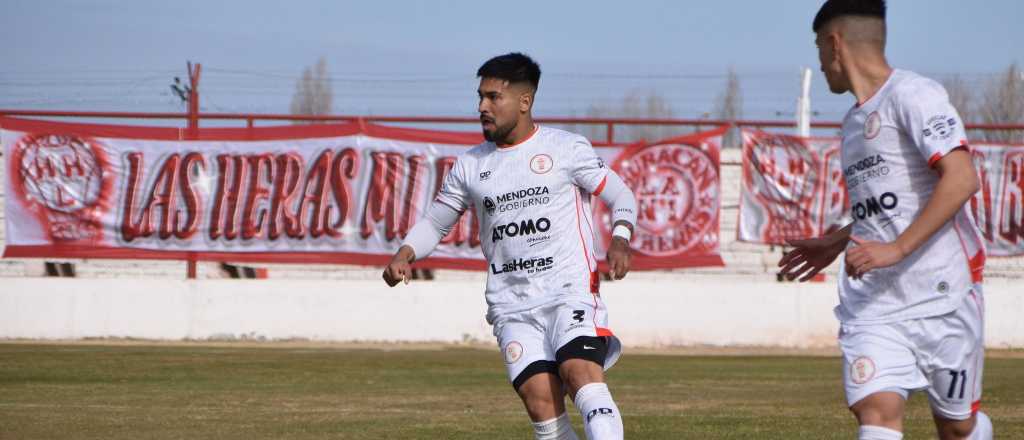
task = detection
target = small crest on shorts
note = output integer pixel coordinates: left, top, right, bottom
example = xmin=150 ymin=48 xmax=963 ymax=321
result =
xmin=937 ymin=281 xmax=949 ymax=293
xmin=864 ymin=112 xmax=882 ymax=139
xmin=850 ymin=356 xmax=877 ymax=385
xmin=504 ymin=341 xmax=524 ymax=364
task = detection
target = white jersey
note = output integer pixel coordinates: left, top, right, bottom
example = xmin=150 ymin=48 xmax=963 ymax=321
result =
xmin=836 ymin=69 xmax=986 ymax=324
xmin=436 ymin=126 xmax=610 ymax=323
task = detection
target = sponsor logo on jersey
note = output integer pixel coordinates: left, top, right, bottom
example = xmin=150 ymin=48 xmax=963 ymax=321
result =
xmin=850 ymin=356 xmax=876 ymax=384
xmin=491 ymin=217 xmax=551 ymax=242
xmin=864 ymin=111 xmax=882 ymax=139
xmin=845 ymin=154 xmax=891 ymax=189
xmin=845 ymin=154 xmax=887 ymax=177
xmin=852 ymin=192 xmax=899 ymax=220
xmin=496 ymin=186 xmax=549 ymax=203
xmin=479 ymin=170 xmax=491 ymax=181
xmin=529 ymin=154 xmax=553 ymax=174
xmin=490 ymin=256 xmax=554 ymax=275
xmin=485 ymin=186 xmax=552 ymax=215
xmin=923 ymin=115 xmax=957 ymax=140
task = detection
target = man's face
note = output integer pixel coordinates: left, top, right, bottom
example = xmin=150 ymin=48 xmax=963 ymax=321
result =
xmin=816 ymin=30 xmax=848 ymax=94
xmin=477 ymin=77 xmax=526 ymax=142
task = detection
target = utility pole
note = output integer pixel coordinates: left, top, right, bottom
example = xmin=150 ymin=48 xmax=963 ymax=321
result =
xmin=796 ymin=67 xmax=812 ymax=137
xmin=171 ymin=61 xmax=202 ymax=279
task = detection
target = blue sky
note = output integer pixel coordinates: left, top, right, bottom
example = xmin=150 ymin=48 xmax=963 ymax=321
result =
xmin=2 ymin=0 xmax=1022 ymax=128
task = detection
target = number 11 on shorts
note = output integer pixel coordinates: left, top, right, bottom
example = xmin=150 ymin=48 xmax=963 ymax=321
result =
xmin=947 ymin=369 xmax=968 ymax=400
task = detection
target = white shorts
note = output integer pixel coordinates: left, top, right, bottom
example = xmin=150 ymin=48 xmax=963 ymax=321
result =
xmin=840 ymin=289 xmax=985 ymax=420
xmin=494 ymin=295 xmax=622 ymax=388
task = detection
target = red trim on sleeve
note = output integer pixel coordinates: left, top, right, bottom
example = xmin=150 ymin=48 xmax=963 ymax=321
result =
xmin=593 ymin=176 xmax=608 ymax=196
xmin=971 ymin=400 xmax=981 ymax=414
xmin=928 ymin=142 xmax=971 ymax=168
xmin=596 ymin=327 xmax=614 ymax=337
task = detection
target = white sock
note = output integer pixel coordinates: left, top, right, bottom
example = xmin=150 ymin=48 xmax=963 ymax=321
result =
xmin=573 ymin=382 xmax=623 ymax=440
xmin=858 ymin=425 xmax=903 ymax=440
xmin=532 ymin=412 xmax=579 ymax=440
xmin=968 ymin=411 xmax=993 ymax=440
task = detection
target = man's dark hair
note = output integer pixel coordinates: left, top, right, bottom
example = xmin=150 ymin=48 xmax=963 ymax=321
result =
xmin=813 ymin=0 xmax=886 ymax=33
xmin=477 ymin=52 xmax=541 ymax=91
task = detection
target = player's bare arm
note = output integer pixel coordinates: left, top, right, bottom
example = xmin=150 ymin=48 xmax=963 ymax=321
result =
xmin=846 ymin=149 xmax=979 ymax=278
xmin=777 ymin=223 xmax=853 ymax=282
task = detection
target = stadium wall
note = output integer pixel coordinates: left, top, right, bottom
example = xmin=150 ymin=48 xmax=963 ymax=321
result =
xmin=1 ymin=276 xmax=1021 ymax=348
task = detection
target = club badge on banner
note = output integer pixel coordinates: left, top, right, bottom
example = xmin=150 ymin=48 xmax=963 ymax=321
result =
xmin=2 ymin=117 xmax=726 ymax=269
xmin=593 ymin=127 xmax=726 ymax=269
xmin=738 ymin=130 xmax=848 ymax=245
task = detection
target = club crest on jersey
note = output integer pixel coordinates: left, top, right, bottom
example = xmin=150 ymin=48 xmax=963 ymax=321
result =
xmin=504 ymin=341 xmax=523 ymax=364
xmin=923 ymin=115 xmax=956 ymax=140
xmin=864 ymin=111 xmax=882 ymax=139
xmin=530 ymin=154 xmax=553 ymax=174
xmin=850 ymin=356 xmax=876 ymax=384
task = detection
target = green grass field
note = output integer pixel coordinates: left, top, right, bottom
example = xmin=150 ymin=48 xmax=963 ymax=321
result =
xmin=0 ymin=343 xmax=1020 ymax=439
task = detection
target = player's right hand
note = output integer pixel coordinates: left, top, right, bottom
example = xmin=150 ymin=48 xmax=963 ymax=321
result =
xmin=382 ymin=246 xmax=415 ymax=287
xmin=777 ymin=234 xmax=847 ymax=282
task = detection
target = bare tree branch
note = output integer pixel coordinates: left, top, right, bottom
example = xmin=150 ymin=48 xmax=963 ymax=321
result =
xmin=290 ymin=57 xmax=333 ymax=122
xmin=713 ymin=67 xmax=743 ymax=148
xmin=978 ymin=63 xmax=1024 ymax=143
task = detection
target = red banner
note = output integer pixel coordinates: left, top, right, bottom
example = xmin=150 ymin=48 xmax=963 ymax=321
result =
xmin=738 ymin=130 xmax=1024 ymax=257
xmin=737 ymin=130 xmax=848 ymax=244
xmin=2 ymin=117 xmax=725 ymax=269
xmin=595 ymin=127 xmax=726 ymax=268
xmin=971 ymin=143 xmax=1024 ymax=257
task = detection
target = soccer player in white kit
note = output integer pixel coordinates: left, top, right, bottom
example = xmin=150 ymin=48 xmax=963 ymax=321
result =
xmin=778 ymin=2 xmax=992 ymax=439
xmin=383 ymin=53 xmax=638 ymax=440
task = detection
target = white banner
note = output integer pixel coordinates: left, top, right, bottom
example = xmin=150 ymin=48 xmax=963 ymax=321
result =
xmin=3 ymin=118 xmax=727 ymax=268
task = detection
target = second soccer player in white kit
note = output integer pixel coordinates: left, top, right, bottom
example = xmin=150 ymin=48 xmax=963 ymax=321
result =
xmin=384 ymin=53 xmax=638 ymax=440
xmin=779 ymin=1 xmax=993 ymax=439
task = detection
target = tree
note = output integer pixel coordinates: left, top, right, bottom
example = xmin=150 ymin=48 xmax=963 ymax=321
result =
xmin=977 ymin=63 xmax=1024 ymax=143
xmin=574 ymin=89 xmax=679 ymax=144
xmin=290 ymin=57 xmax=333 ymax=120
xmin=713 ymin=67 xmax=743 ymax=148
xmin=941 ymin=74 xmax=973 ymax=125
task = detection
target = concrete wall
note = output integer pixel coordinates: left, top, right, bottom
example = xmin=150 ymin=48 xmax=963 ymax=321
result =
xmin=2 ymin=276 xmax=1020 ymax=348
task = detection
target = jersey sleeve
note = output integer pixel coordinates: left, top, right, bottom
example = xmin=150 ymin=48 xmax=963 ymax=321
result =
xmin=569 ymin=136 xmax=611 ymax=195
xmin=896 ymin=79 xmax=969 ymax=167
xmin=434 ymin=157 xmax=470 ymax=212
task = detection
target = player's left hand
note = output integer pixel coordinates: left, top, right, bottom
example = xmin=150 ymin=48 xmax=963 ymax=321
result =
xmin=606 ymin=236 xmax=632 ymax=280
xmin=845 ymin=236 xmax=906 ymax=279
